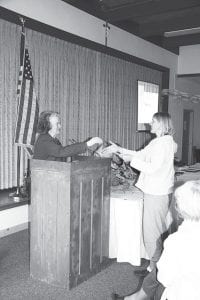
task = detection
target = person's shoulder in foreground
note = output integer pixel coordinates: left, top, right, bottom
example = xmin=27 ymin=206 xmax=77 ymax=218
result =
xmin=157 ymin=180 xmax=200 ymax=300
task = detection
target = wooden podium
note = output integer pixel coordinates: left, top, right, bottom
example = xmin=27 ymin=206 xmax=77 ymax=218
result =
xmin=30 ymin=157 xmax=111 ymax=289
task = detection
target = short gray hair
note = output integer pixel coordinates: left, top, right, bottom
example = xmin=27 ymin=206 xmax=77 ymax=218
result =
xmin=37 ymin=111 xmax=60 ymax=134
xmin=175 ymin=180 xmax=200 ymax=221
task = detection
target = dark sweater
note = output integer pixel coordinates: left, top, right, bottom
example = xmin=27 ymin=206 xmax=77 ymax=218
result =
xmin=33 ymin=133 xmax=87 ymax=161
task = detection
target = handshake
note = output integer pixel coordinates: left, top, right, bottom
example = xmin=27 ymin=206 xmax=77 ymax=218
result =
xmin=92 ymin=141 xmax=136 ymax=163
xmin=87 ymin=139 xmax=122 ymax=157
xmin=86 ymin=138 xmax=135 ymax=163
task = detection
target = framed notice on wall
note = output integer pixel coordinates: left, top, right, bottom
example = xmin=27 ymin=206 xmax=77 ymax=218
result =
xmin=137 ymin=80 xmax=159 ymax=131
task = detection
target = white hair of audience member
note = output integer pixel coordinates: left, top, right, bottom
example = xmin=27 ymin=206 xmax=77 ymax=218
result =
xmin=175 ymin=180 xmax=200 ymax=221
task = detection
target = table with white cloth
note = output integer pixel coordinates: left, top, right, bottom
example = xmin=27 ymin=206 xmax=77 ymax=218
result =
xmin=109 ymin=185 xmax=148 ymax=266
xmin=175 ymin=163 xmax=200 ymax=183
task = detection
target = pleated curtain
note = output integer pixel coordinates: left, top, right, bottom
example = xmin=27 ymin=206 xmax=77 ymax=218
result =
xmin=0 ymin=18 xmax=162 ymax=189
xmin=0 ymin=20 xmax=19 ymax=189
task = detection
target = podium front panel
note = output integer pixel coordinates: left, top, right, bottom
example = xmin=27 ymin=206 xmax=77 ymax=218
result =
xmin=70 ymin=158 xmax=111 ymax=288
xmin=30 ymin=157 xmax=111 ymax=289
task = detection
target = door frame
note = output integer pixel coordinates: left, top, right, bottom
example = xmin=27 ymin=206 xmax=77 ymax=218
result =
xmin=182 ymin=109 xmax=194 ymax=165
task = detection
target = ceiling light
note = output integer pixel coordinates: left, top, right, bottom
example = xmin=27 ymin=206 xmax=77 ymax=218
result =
xmin=164 ymin=27 xmax=200 ymax=37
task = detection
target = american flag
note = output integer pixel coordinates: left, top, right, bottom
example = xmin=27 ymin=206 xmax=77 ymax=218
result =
xmin=14 ymin=26 xmax=39 ymax=157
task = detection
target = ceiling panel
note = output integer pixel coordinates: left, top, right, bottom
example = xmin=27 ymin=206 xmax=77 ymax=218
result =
xmin=62 ymin=0 xmax=200 ymax=54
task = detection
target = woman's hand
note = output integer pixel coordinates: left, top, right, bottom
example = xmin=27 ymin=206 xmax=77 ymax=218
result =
xmin=87 ymin=137 xmax=103 ymax=147
xmin=118 ymin=153 xmax=133 ymax=163
xmin=101 ymin=141 xmax=121 ymax=156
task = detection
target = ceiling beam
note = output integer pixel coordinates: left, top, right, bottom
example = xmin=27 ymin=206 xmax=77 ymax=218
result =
xmin=105 ymin=0 xmax=200 ymax=22
xmin=163 ymin=33 xmax=200 ymax=48
xmin=113 ymin=20 xmax=140 ymax=35
xmin=62 ymin=0 xmax=106 ymax=19
xmin=138 ymin=14 xmax=200 ymax=37
xmin=101 ymin=0 xmax=152 ymax=10
xmin=135 ymin=5 xmax=200 ymax=24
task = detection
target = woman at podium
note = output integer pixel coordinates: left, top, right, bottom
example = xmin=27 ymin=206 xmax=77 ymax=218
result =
xmin=33 ymin=111 xmax=102 ymax=161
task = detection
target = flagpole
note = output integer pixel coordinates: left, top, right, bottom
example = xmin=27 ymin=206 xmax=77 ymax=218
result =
xmin=12 ymin=16 xmax=26 ymax=202
xmin=12 ymin=15 xmax=39 ymax=201
xmin=15 ymin=146 xmax=21 ymax=197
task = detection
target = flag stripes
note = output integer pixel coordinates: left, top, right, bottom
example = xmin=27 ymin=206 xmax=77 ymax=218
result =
xmin=14 ymin=27 xmax=39 ymax=157
xmin=17 ymin=66 xmax=23 ymax=95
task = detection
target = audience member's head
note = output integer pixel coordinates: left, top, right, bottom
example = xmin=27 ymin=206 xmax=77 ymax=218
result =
xmin=175 ymin=180 xmax=200 ymax=221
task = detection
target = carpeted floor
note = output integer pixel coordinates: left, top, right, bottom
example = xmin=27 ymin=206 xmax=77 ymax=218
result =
xmin=0 ymin=230 xmax=148 ymax=300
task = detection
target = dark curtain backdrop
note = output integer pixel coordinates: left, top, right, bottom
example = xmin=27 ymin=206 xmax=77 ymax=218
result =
xmin=0 ymin=18 xmax=162 ymax=189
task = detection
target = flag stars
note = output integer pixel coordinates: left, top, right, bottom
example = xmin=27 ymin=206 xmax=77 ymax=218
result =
xmin=23 ymin=48 xmax=33 ymax=79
